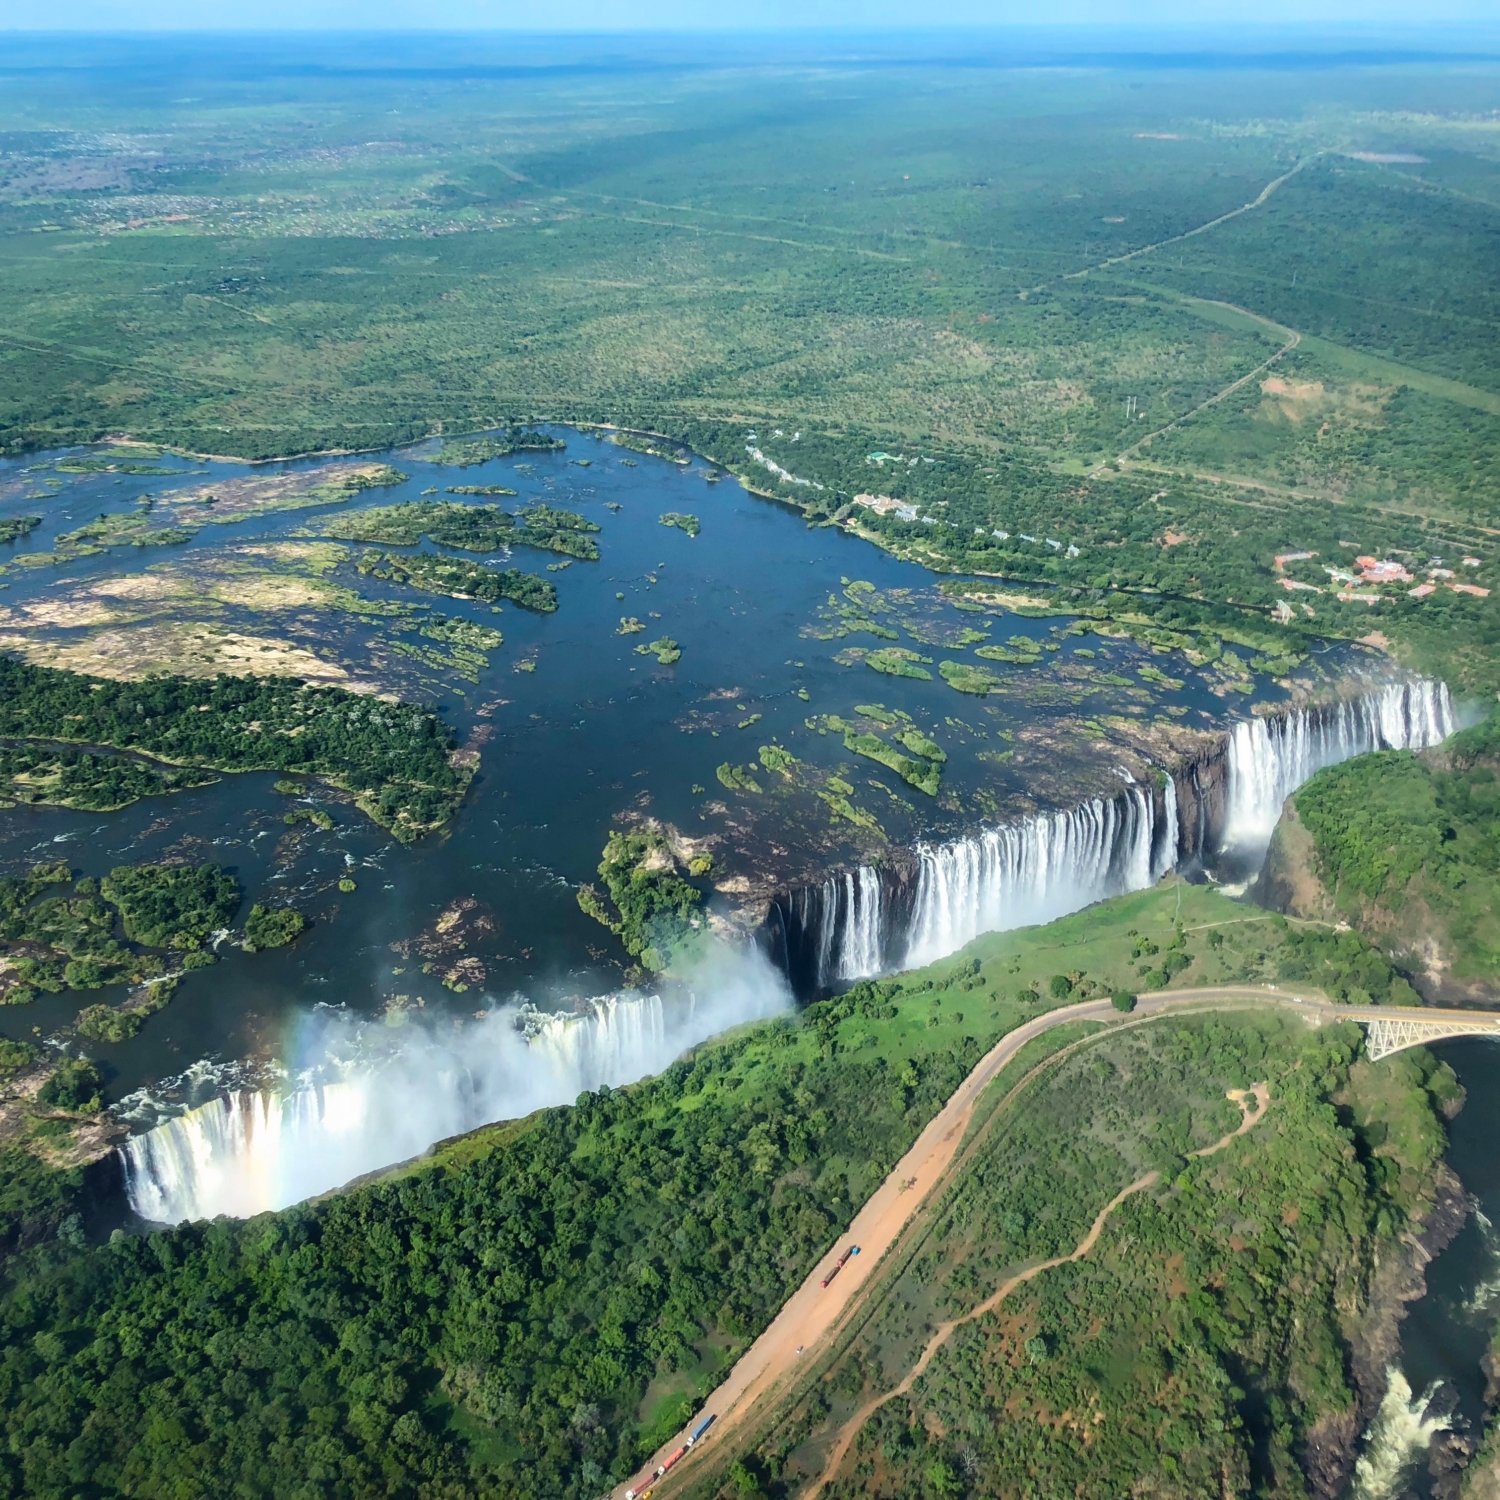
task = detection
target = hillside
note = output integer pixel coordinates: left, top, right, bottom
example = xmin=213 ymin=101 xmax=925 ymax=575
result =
xmin=0 ymin=884 xmax=1455 ymax=1498
xmin=1256 ymin=717 xmax=1500 ymax=1001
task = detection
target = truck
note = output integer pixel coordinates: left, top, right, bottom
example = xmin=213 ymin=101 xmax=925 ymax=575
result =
xmin=655 ymin=1444 xmax=688 ymax=1479
xmin=625 ymin=1409 xmax=717 ymax=1495
xmin=821 ymin=1243 xmax=860 ymax=1288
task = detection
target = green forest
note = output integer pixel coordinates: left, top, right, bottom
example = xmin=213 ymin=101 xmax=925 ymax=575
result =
xmin=737 ymin=1017 xmax=1456 ymax=1499
xmin=0 ymin=658 xmax=469 ymax=838
xmin=1270 ymin=715 xmax=1500 ymax=991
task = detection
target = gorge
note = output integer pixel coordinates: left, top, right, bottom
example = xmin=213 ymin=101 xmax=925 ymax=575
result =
xmin=118 ymin=674 xmax=1457 ymax=1225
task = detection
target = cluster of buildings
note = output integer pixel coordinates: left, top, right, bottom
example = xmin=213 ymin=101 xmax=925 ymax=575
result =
xmin=1272 ymin=546 xmax=1488 ymax=606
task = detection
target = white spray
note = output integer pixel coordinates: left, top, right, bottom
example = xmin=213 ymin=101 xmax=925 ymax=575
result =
xmin=119 ymin=943 xmax=792 ymax=1225
xmin=1351 ymin=1368 xmax=1451 ymax=1500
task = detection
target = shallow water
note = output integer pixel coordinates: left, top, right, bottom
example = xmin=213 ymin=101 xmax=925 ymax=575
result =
xmin=0 ymin=426 xmax=1290 ymax=1104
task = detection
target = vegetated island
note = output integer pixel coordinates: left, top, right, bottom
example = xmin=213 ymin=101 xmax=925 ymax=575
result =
xmin=1 ymin=859 xmax=305 ymax=1043
xmin=576 ymin=826 xmax=710 ymax=974
xmin=312 ymin=500 xmax=600 ymax=561
xmin=659 ymin=512 xmax=701 ymax=538
xmin=0 ymin=656 xmax=471 ymax=839
xmin=426 ymin=430 xmax=565 ymax=466
xmin=354 ymin=551 xmax=558 ymax=612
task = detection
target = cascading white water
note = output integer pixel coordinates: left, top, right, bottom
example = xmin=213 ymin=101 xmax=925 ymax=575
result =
xmin=120 ymin=948 xmax=791 ymax=1225
xmin=901 ymin=781 xmax=1171 ymax=970
xmin=1351 ymin=1368 xmax=1451 ymax=1500
xmin=837 ymin=867 xmax=884 ymax=980
xmin=818 ymin=677 xmax=1455 ymax=983
xmin=1221 ymin=678 xmax=1456 ymax=855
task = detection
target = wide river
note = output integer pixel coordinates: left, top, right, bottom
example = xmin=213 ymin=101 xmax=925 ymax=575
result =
xmin=0 ymin=424 xmax=1289 ymax=1114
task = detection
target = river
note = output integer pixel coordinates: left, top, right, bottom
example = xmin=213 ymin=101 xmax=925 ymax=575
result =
xmin=1353 ymin=1037 xmax=1500 ymax=1500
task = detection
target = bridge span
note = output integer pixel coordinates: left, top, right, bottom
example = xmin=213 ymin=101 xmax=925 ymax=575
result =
xmin=1322 ymin=1001 xmax=1500 ymax=1060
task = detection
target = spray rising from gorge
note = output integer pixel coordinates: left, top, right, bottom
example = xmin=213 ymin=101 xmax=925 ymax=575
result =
xmin=119 ymin=676 xmax=1456 ymax=1225
xmin=121 ymin=946 xmax=793 ymax=1224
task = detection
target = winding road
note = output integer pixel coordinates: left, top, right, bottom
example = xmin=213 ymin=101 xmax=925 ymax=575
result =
xmin=611 ymin=985 xmax=1329 ymax=1500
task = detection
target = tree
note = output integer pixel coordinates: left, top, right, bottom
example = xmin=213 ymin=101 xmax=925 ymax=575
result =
xmin=730 ymin=1456 xmax=769 ymax=1496
xmin=38 ymin=1058 xmax=102 ymax=1113
xmin=1048 ymin=974 xmax=1073 ymax=999
xmin=1111 ymin=990 xmax=1137 ymax=1013
xmin=244 ymin=904 xmax=308 ymax=951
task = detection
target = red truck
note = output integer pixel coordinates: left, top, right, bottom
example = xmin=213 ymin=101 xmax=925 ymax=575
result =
xmin=820 ymin=1243 xmax=860 ymax=1288
xmin=655 ymin=1444 xmax=688 ymax=1478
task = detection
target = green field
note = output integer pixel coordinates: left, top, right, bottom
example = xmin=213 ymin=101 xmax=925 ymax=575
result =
xmin=1 ymin=38 xmax=1497 ymax=686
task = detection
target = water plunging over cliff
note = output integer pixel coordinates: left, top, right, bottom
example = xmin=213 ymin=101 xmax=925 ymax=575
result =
xmin=766 ymin=677 xmax=1456 ymax=992
xmin=118 ymin=679 xmax=1456 ymax=1222
xmin=121 ymin=951 xmax=791 ymax=1224
xmin=1219 ymin=677 xmax=1457 ymax=858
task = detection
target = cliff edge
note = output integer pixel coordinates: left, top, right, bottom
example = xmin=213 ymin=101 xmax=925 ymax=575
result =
xmin=1253 ymin=713 xmax=1499 ymax=1004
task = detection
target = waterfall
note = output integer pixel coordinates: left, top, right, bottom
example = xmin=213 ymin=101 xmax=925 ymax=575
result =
xmin=772 ymin=676 xmax=1455 ymax=988
xmin=901 ymin=781 xmax=1169 ymax=970
xmin=838 ymin=867 xmax=884 ymax=981
xmin=1221 ymin=677 xmax=1455 ymax=856
xmin=120 ymin=948 xmax=791 ymax=1225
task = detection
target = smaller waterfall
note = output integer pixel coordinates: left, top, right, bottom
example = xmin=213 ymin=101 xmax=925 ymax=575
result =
xmin=1351 ymin=1369 xmax=1452 ymax=1500
xmin=1221 ymin=678 xmax=1456 ymax=857
xmin=121 ymin=947 xmax=791 ymax=1225
xmin=838 ymin=867 xmax=884 ymax=981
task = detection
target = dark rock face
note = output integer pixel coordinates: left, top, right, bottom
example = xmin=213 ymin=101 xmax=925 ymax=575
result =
xmin=759 ymin=857 xmax=922 ymax=998
xmin=1173 ymin=740 xmax=1231 ymax=871
xmin=1331 ymin=1167 xmax=1472 ymax=1500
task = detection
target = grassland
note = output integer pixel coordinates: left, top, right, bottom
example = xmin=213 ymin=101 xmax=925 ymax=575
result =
xmin=1 ymin=42 xmax=1496 ymax=683
xmin=0 ymin=45 xmax=1494 ymax=690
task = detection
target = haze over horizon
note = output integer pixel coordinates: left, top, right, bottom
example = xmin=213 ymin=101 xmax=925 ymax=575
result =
xmin=5 ymin=3 xmax=1500 ymax=34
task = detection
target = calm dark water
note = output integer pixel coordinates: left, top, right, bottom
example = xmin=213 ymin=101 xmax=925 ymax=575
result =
xmin=0 ymin=427 xmax=1282 ymax=1104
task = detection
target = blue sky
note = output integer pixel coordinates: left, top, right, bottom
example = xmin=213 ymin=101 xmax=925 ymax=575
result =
xmin=6 ymin=1 xmax=1500 ymax=30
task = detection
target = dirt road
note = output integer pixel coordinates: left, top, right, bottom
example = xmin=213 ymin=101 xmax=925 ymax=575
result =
xmin=805 ymin=1082 xmax=1270 ymax=1494
xmin=611 ymin=986 xmax=1302 ymax=1500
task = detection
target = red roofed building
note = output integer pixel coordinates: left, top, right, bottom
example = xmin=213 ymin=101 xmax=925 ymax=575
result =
xmin=1354 ymin=556 xmax=1413 ymax=584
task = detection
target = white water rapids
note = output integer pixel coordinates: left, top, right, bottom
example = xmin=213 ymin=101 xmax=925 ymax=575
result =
xmin=1351 ymin=1368 xmax=1452 ymax=1500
